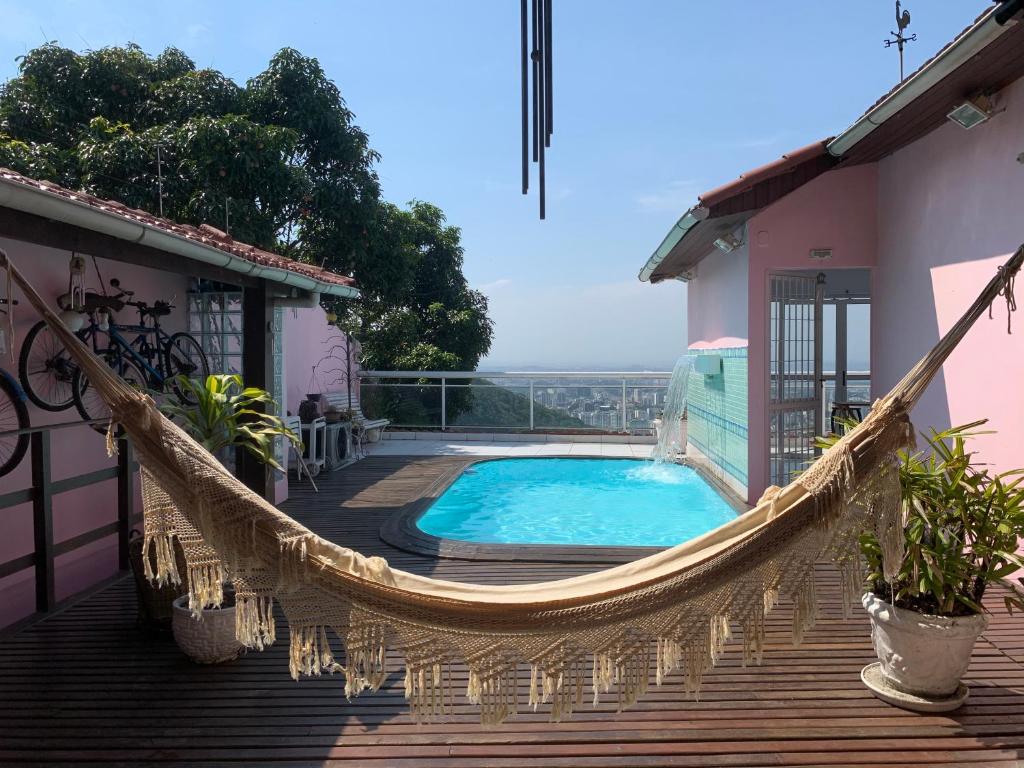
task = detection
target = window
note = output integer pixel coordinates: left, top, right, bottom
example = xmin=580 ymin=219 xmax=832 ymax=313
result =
xmin=187 ymin=291 xmax=243 ymax=375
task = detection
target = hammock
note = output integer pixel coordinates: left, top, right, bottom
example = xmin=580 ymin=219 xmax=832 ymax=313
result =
xmin=1 ymin=245 xmax=1020 ymax=724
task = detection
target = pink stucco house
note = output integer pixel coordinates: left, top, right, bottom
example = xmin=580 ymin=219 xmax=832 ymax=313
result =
xmin=639 ymin=5 xmax=1024 ymax=506
xmin=0 ymin=169 xmax=361 ymax=630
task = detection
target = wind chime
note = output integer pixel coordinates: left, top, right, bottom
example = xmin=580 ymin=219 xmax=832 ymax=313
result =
xmin=521 ymin=0 xmax=554 ymax=219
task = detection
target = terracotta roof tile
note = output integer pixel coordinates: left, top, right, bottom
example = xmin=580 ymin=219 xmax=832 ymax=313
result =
xmin=0 ymin=167 xmax=356 ymax=289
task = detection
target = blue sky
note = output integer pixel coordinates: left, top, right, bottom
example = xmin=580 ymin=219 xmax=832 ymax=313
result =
xmin=0 ymin=1 xmax=986 ymax=368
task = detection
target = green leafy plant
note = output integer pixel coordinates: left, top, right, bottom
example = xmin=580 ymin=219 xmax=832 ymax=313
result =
xmin=821 ymin=420 xmax=1024 ymax=616
xmin=161 ymin=374 xmax=300 ymax=472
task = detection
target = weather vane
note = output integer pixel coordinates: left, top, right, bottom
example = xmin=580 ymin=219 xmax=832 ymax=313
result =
xmin=884 ymin=1 xmax=916 ymax=81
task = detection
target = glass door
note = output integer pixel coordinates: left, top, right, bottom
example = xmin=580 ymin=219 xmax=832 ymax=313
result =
xmin=821 ymin=300 xmax=871 ymax=433
xmin=767 ymin=273 xmax=823 ymax=487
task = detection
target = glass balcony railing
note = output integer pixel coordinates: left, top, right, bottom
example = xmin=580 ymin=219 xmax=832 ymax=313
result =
xmin=358 ymin=371 xmax=672 ymax=434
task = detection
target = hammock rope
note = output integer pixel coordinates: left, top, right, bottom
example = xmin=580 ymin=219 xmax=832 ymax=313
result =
xmin=0 ymin=244 xmax=1020 ymax=724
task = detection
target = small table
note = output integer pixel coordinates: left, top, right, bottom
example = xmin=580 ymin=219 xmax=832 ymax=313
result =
xmin=830 ymin=402 xmax=870 ymax=434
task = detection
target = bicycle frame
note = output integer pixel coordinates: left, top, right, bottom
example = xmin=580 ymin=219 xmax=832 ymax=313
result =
xmin=80 ymin=316 xmax=173 ymax=388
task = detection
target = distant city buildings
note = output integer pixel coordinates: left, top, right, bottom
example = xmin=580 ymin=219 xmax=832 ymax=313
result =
xmin=529 ymin=380 xmax=667 ymax=432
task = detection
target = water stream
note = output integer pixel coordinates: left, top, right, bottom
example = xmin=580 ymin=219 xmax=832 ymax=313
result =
xmin=652 ymin=354 xmax=694 ymax=463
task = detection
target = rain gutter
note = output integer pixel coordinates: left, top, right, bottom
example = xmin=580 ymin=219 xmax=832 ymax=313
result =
xmin=637 ymin=206 xmax=708 ymax=283
xmin=0 ymin=177 xmax=360 ymax=299
xmin=827 ymin=5 xmax=1011 ymax=157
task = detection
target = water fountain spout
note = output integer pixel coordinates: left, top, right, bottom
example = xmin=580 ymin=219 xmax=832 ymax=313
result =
xmin=652 ymin=354 xmax=694 ymax=463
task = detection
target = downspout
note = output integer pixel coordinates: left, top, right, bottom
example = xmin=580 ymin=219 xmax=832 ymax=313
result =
xmin=827 ymin=5 xmax=1011 ymax=157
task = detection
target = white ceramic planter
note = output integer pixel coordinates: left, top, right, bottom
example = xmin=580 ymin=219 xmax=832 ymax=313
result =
xmin=862 ymin=592 xmax=987 ymax=698
xmin=171 ymin=595 xmax=242 ymax=664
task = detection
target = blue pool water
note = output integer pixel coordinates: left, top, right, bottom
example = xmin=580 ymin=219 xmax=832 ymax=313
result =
xmin=417 ymin=458 xmax=737 ymax=547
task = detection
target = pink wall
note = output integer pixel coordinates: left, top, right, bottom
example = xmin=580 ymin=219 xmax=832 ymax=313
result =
xmin=0 ymin=237 xmax=188 ymax=629
xmin=282 ymin=306 xmax=359 ymax=418
xmin=687 ymin=241 xmax=749 ymax=348
xmin=0 ymin=237 xmax=364 ymax=627
xmin=875 ymin=76 xmax=1024 ymax=476
xmin=273 ymin=305 xmax=360 ymax=503
xmin=745 ymin=164 xmax=879 ymax=500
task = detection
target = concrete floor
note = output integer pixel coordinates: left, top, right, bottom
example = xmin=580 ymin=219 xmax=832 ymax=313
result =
xmin=365 ymin=438 xmax=654 ymax=458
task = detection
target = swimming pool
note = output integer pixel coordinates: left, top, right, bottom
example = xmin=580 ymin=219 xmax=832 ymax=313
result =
xmin=417 ymin=458 xmax=737 ymax=547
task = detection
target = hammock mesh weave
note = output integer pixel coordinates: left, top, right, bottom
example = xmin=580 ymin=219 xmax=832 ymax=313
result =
xmin=2 ymin=245 xmax=1020 ymax=724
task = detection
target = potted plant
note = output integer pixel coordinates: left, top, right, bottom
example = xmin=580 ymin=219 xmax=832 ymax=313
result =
xmin=160 ymin=375 xmax=301 ymax=663
xmin=162 ymin=374 xmax=300 ymax=471
xmin=840 ymin=421 xmax=1024 ymax=711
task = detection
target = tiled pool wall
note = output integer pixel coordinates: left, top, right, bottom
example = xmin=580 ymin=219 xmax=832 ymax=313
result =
xmin=685 ymin=346 xmax=748 ymax=499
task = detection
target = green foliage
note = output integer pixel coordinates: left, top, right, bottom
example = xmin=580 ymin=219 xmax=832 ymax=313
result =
xmin=333 ymin=201 xmax=493 ymax=372
xmin=0 ymin=43 xmax=492 ymax=373
xmin=161 ymin=374 xmax=300 ymax=472
xmin=823 ymin=421 xmax=1024 ymax=616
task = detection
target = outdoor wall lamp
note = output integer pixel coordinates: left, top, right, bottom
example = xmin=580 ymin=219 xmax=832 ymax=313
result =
xmin=713 ymin=232 xmax=743 ymax=254
xmin=947 ymin=93 xmax=997 ymax=129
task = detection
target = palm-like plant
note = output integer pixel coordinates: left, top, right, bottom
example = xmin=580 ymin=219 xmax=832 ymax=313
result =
xmin=821 ymin=420 xmax=1024 ymax=616
xmin=162 ymin=374 xmax=300 ymax=472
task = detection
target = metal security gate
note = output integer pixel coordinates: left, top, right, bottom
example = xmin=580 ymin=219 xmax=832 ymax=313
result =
xmin=768 ymin=273 xmax=823 ymax=487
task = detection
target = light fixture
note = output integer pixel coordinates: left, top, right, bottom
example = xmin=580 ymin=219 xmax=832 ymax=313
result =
xmin=947 ymin=94 xmax=995 ymax=130
xmin=713 ymin=232 xmax=743 ymax=253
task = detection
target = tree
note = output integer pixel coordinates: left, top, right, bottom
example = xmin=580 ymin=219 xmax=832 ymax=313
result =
xmin=337 ymin=200 xmax=492 ymax=372
xmin=0 ymin=43 xmax=491 ymax=371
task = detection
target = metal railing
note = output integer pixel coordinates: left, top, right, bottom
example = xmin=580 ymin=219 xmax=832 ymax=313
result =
xmin=358 ymin=370 xmax=672 ymax=434
xmin=0 ymin=419 xmax=138 ymax=617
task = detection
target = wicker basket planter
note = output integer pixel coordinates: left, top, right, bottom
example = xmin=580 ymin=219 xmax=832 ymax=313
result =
xmin=171 ymin=595 xmax=242 ymax=664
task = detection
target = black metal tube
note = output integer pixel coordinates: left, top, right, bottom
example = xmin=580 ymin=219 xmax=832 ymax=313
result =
xmin=538 ymin=0 xmax=546 ymax=218
xmin=544 ymin=0 xmax=553 ymax=144
xmin=521 ymin=0 xmax=529 ymax=194
xmin=532 ymin=0 xmax=539 ymax=164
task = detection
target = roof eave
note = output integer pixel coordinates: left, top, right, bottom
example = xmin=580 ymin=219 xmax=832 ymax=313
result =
xmin=827 ymin=5 xmax=1009 ymax=157
xmin=0 ymin=174 xmax=360 ymax=299
xmin=638 ymin=206 xmax=708 ymax=283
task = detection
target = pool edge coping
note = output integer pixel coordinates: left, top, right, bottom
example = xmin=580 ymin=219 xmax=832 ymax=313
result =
xmin=378 ymin=456 xmax=751 ymax=564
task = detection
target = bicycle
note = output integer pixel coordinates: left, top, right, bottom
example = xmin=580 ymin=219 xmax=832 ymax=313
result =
xmin=71 ymin=279 xmax=210 ymax=428
xmin=18 ymin=290 xmax=127 ymax=412
xmin=17 ymin=278 xmax=209 ymax=429
xmin=0 ymin=298 xmax=30 ymax=478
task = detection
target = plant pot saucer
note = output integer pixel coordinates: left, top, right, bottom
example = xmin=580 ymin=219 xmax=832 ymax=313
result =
xmin=861 ymin=662 xmax=969 ymax=712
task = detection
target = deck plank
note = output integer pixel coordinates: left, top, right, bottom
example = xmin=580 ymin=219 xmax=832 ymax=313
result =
xmin=0 ymin=455 xmax=1022 ymax=767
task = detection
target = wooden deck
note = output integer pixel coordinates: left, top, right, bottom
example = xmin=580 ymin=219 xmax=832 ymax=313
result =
xmin=1 ymin=455 xmax=1023 ymax=767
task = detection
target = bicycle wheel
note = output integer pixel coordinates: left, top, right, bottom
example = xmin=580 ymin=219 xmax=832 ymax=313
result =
xmin=18 ymin=320 xmax=79 ymax=411
xmin=164 ymin=332 xmax=210 ymax=405
xmin=72 ymin=354 xmax=149 ymax=435
xmin=0 ymin=373 xmax=30 ymax=478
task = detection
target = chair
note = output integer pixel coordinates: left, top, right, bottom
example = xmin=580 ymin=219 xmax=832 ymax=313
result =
xmin=323 ymin=390 xmax=390 ymax=442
